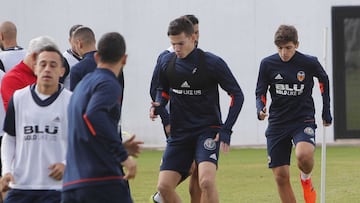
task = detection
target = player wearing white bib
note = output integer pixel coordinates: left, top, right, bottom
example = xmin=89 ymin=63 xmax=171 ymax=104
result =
xmin=0 ymin=45 xmax=71 ymax=203
xmin=0 ymin=21 xmax=26 ymax=73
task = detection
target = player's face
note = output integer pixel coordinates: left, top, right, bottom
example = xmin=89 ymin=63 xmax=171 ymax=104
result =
xmin=35 ymin=51 xmax=64 ymax=88
xmin=169 ymin=32 xmax=196 ymax=59
xmin=277 ymin=41 xmax=298 ymax=62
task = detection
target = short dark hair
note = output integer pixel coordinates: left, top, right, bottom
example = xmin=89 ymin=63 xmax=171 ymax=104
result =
xmin=274 ymin=25 xmax=298 ymax=46
xmin=184 ymin=14 xmax=199 ymax=25
xmin=73 ymin=27 xmax=95 ymax=45
xmin=97 ymin=32 xmax=126 ymax=64
xmin=167 ymin=17 xmax=194 ymax=37
xmin=37 ymin=45 xmax=64 ymax=66
xmin=69 ymin=24 xmax=83 ymax=37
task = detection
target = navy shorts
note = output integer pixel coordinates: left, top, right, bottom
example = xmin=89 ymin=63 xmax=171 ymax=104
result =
xmin=160 ymin=128 xmax=220 ymax=180
xmin=266 ymin=123 xmax=317 ymax=168
xmin=61 ymin=182 xmax=132 ymax=203
xmin=4 ymin=189 xmax=61 ymax=203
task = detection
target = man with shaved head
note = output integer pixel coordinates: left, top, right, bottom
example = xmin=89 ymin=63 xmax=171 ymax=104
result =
xmin=0 ymin=21 xmax=26 ymax=72
xmin=69 ymin=26 xmax=97 ymax=91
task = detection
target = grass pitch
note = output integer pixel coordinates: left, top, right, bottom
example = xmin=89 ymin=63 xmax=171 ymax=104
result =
xmin=129 ymin=146 xmax=360 ymax=203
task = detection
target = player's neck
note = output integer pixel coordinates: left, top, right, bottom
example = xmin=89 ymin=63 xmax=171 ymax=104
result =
xmin=36 ymin=84 xmax=58 ymax=96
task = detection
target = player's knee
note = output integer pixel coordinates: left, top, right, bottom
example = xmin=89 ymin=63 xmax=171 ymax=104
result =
xmin=199 ymin=177 xmax=215 ymax=192
xmin=296 ymin=153 xmax=314 ymax=168
xmin=157 ymin=183 xmax=170 ymax=197
xmin=273 ymin=171 xmax=290 ymax=186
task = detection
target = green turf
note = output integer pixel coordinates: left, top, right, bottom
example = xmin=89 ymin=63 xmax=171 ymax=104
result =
xmin=129 ymin=146 xmax=360 ymax=203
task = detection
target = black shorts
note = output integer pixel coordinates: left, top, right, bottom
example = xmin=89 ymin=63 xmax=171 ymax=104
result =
xmin=160 ymin=128 xmax=220 ymax=180
xmin=266 ymin=123 xmax=317 ymax=168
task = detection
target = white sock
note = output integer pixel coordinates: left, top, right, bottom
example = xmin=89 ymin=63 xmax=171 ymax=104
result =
xmin=153 ymin=192 xmax=162 ymax=203
xmin=301 ymin=172 xmax=312 ymax=180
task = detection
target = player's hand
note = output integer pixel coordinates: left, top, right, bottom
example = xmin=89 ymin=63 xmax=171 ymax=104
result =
xmin=0 ymin=173 xmax=14 ymax=192
xmin=258 ymin=107 xmax=268 ymax=120
xmin=323 ymin=120 xmax=331 ymax=127
xmin=48 ymin=163 xmax=65 ymax=181
xmin=124 ymin=134 xmax=144 ymax=158
xmin=149 ymin=102 xmax=160 ymax=121
xmin=121 ymin=156 xmax=137 ymax=180
xmin=164 ymin=124 xmax=171 ymax=135
xmin=214 ymin=133 xmax=230 ymax=153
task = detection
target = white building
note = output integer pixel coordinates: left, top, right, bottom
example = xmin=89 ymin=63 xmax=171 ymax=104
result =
xmin=2 ymin=0 xmax=359 ymax=147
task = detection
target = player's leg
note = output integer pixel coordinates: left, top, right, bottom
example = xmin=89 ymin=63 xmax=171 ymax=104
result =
xmin=157 ymin=135 xmax=195 ymax=203
xmin=266 ymin=127 xmax=296 ymax=203
xmin=294 ymin=124 xmax=317 ymax=203
xmin=271 ymin=165 xmax=296 ymax=203
xmin=197 ymin=161 xmax=218 ymax=203
xmin=157 ymin=170 xmax=182 ymax=203
xmin=195 ymin=128 xmax=220 ymax=203
xmin=188 ymin=162 xmax=201 ymax=203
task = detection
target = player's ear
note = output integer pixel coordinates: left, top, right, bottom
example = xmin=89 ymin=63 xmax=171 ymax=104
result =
xmin=295 ymin=41 xmax=299 ymax=49
xmin=94 ymin=52 xmax=100 ymax=64
xmin=60 ymin=66 xmax=65 ymax=77
xmin=120 ymin=54 xmax=127 ymax=66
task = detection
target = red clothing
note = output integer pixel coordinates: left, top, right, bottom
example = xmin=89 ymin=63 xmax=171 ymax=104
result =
xmin=1 ymin=61 xmax=36 ymax=110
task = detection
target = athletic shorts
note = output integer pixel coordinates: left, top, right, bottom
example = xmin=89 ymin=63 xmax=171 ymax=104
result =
xmin=4 ymin=189 xmax=61 ymax=203
xmin=61 ymin=182 xmax=132 ymax=203
xmin=160 ymin=127 xmax=220 ymax=180
xmin=266 ymin=122 xmax=317 ymax=168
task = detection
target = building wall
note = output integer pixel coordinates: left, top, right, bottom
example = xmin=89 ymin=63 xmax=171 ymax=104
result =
xmin=2 ymin=0 xmax=359 ymax=147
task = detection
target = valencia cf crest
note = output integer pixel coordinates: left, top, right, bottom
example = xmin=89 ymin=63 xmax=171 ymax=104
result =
xmin=203 ymin=138 xmax=216 ymax=150
xmin=297 ymin=71 xmax=305 ymax=82
xmin=304 ymin=127 xmax=315 ymax=136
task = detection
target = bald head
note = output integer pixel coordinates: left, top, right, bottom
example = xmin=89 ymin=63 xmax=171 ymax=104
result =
xmin=0 ymin=21 xmax=17 ymax=41
xmin=0 ymin=21 xmax=18 ymax=49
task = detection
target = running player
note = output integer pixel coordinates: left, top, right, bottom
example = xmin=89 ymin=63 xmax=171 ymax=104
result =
xmin=150 ymin=16 xmax=244 ymax=203
xmin=149 ymin=14 xmax=201 ymax=203
xmin=255 ymin=24 xmax=332 ymax=203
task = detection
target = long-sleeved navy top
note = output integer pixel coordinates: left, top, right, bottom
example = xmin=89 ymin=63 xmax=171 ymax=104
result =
xmin=70 ymin=51 xmax=97 ymax=91
xmin=63 ymin=68 xmax=128 ymax=191
xmin=255 ymin=51 xmax=332 ymax=127
xmin=150 ymin=49 xmax=171 ymax=126
xmin=155 ymin=48 xmax=244 ymax=143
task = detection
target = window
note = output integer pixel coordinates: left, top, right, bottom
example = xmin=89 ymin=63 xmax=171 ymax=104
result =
xmin=332 ymin=6 xmax=360 ymax=139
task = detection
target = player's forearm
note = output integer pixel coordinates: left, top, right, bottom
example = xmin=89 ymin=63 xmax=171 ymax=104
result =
xmin=1 ymin=133 xmax=15 ymax=176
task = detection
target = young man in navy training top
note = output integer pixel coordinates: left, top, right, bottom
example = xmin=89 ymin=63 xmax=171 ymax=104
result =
xmin=149 ymin=14 xmax=201 ymax=203
xmin=255 ymin=24 xmax=332 ymax=203
xmin=150 ymin=16 xmax=244 ymax=203
xmin=62 ymin=32 xmax=137 ymax=203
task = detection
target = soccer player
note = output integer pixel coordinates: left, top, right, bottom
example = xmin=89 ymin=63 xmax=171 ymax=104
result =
xmin=255 ymin=24 xmax=332 ymax=203
xmin=1 ymin=36 xmax=58 ymax=110
xmin=62 ymin=32 xmax=136 ymax=203
xmin=0 ymin=45 xmax=71 ymax=203
xmin=62 ymin=24 xmax=83 ymax=90
xmin=149 ymin=14 xmax=201 ymax=203
xmin=69 ymin=26 xmax=97 ymax=91
xmin=0 ymin=21 xmax=26 ymax=72
xmin=150 ymin=17 xmax=244 ymax=203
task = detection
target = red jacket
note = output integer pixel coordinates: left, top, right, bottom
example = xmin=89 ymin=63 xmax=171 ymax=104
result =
xmin=1 ymin=61 xmax=36 ymax=110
